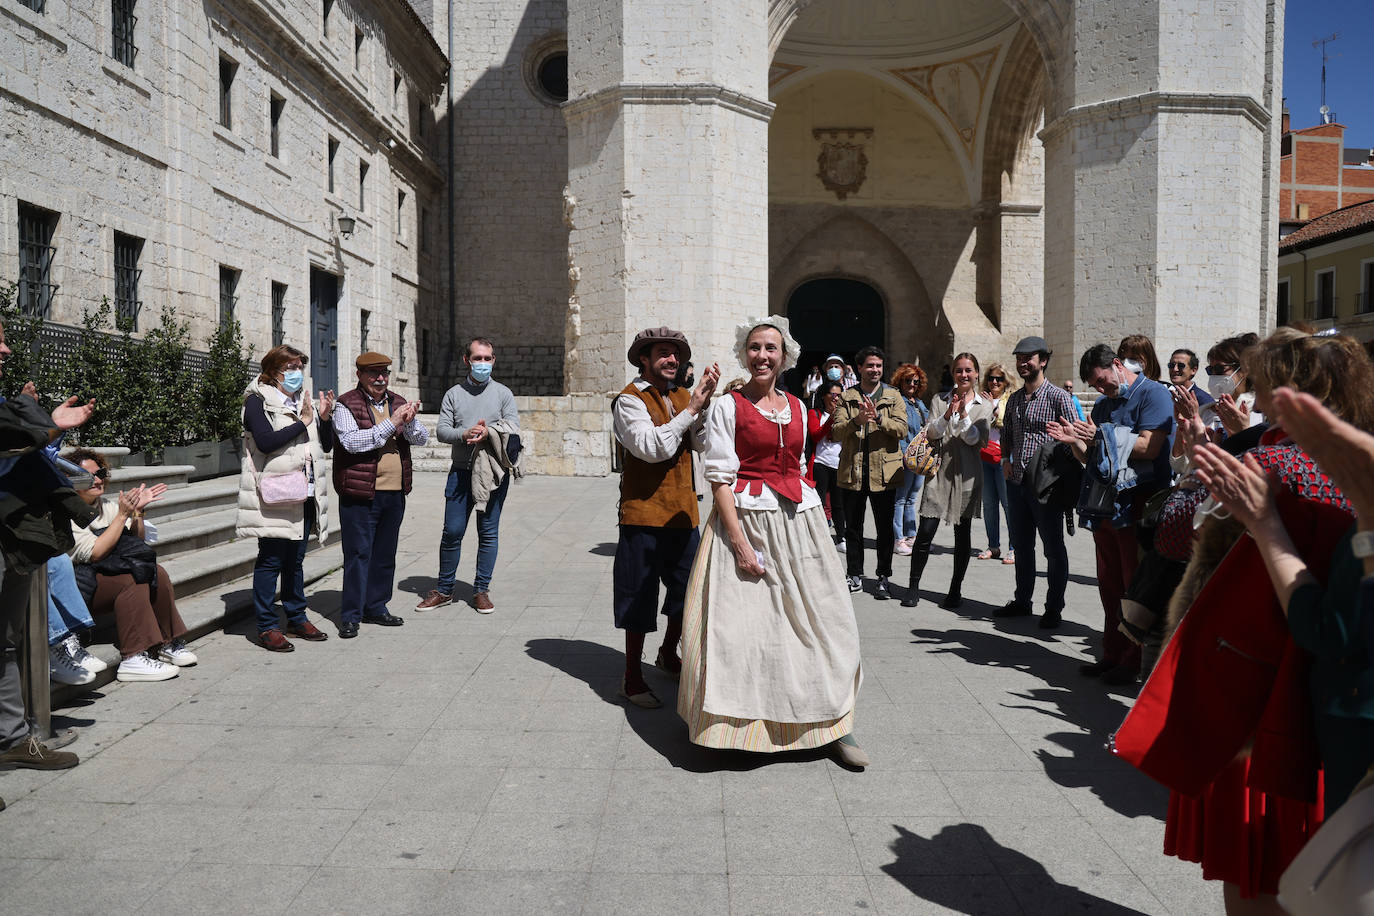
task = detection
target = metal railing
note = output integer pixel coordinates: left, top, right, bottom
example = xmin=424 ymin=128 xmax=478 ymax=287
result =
xmin=1307 ymin=297 xmax=1338 ymax=321
xmin=1358 ymin=291 xmax=1374 ymax=315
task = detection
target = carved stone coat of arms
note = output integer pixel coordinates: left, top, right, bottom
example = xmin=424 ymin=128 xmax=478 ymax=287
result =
xmin=814 ymin=128 xmax=873 ymax=200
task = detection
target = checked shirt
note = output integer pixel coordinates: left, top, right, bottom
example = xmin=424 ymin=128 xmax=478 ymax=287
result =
xmin=1002 ymin=381 xmax=1079 ymax=484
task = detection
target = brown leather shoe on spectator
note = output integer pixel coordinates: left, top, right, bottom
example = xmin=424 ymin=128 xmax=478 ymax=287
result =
xmin=415 ymin=589 xmax=453 ymax=611
xmin=286 ymin=621 xmax=328 ymax=641
xmin=0 ymin=735 xmax=79 ymax=770
xmin=473 ymin=592 xmax=495 ymax=614
xmin=260 ymin=629 xmax=295 ymax=653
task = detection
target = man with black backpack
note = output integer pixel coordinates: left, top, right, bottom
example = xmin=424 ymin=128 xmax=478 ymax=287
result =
xmin=997 ymin=337 xmax=1079 ymax=629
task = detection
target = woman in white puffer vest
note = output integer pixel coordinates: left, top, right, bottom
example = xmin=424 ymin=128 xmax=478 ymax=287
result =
xmin=237 ymin=344 xmax=335 ymax=652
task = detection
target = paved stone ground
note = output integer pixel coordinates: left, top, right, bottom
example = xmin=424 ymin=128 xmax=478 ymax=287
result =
xmin=0 ymin=473 xmax=1218 ymax=915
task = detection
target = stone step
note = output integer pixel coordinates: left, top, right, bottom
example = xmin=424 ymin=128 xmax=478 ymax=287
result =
xmin=106 ymin=463 xmax=197 ymax=489
xmin=143 ymin=477 xmax=240 ymax=524
xmin=149 ymin=507 xmax=239 ymax=560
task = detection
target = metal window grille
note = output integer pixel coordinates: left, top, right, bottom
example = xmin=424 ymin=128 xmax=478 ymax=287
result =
xmin=269 ymin=95 xmax=285 ymax=159
xmin=327 ymin=138 xmax=339 ymax=194
xmin=219 ymin=57 xmax=236 ymax=129
xmin=358 ymin=161 xmax=368 ymax=212
xmin=271 ymin=282 xmax=287 ymax=346
xmin=111 ymin=0 xmax=137 ymax=68
xmin=398 ymin=321 xmax=407 ymax=372
xmin=19 ymin=0 xmax=46 ymax=13
xmin=113 ymin=232 xmax=143 ymax=330
xmin=219 ymin=266 xmax=239 ymax=325
xmin=17 ymin=203 xmax=58 ymax=319
xmin=360 ymin=309 xmax=370 ymax=351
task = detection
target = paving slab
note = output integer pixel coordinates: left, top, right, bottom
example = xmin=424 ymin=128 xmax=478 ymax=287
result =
xmin=0 ymin=472 xmax=1211 ymax=915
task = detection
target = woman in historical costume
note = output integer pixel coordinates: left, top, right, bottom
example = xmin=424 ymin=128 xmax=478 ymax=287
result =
xmin=1114 ymin=329 xmax=1374 ymax=915
xmin=902 ymin=353 xmax=993 ymax=609
xmin=677 ymin=317 xmax=867 ymax=768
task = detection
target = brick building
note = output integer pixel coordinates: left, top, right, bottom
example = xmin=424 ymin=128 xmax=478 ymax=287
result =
xmin=1279 ymin=112 xmax=1374 ymax=225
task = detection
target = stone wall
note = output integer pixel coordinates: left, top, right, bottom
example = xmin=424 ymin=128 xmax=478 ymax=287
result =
xmin=0 ymin=0 xmax=449 ymax=399
xmin=512 ymin=394 xmax=613 ymax=477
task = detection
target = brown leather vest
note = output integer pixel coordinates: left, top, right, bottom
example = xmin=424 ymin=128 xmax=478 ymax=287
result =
xmin=615 ymin=383 xmax=699 ymax=529
xmin=333 ymin=388 xmax=413 ymax=499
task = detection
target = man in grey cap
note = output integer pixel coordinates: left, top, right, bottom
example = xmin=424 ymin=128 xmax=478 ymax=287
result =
xmin=611 ymin=328 xmax=719 ymax=707
xmin=996 ymin=336 xmax=1079 ymax=628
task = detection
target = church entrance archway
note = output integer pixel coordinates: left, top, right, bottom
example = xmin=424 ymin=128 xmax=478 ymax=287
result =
xmin=785 ymin=277 xmax=885 ymax=394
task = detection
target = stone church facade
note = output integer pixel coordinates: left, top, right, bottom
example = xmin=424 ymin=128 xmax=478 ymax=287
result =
xmin=5 ymin=0 xmax=1284 ymax=475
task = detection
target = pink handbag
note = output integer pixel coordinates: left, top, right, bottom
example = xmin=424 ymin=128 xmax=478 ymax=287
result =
xmin=258 ymin=470 xmax=308 ymax=506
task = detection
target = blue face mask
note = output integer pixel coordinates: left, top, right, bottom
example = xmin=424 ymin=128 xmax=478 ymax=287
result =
xmin=469 ymin=362 xmax=493 ymax=383
xmin=282 ymin=369 xmax=304 ymax=393
xmin=1113 ymin=367 xmax=1132 ymax=399
xmin=825 ymin=366 xmax=843 ymax=381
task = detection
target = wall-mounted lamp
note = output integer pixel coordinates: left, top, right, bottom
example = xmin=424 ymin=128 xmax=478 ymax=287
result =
xmin=337 ymin=214 xmax=356 ymax=238
xmin=381 ymin=136 xmax=398 ymax=151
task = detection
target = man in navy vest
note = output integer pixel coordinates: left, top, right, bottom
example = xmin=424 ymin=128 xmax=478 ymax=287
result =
xmin=331 ymin=351 xmax=429 ymax=638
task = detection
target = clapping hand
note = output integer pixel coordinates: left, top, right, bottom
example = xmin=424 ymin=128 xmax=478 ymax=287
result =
xmin=860 ymin=394 xmax=878 ymax=425
xmin=1045 ymin=418 xmax=1078 ymax=445
xmin=688 ymin=363 xmax=721 ymax=416
xmin=1216 ymin=393 xmax=1251 ymax=436
xmin=1068 ymin=417 xmax=1097 ymax=442
xmin=1191 ymin=443 xmax=1276 ymax=530
xmin=1171 ymin=384 xmax=1199 ymax=422
xmin=132 ymin=483 xmax=167 ymax=511
xmin=392 ymin=400 xmax=419 ymax=427
xmin=1271 ymin=387 xmax=1374 ymax=520
xmin=51 ymin=395 xmax=96 ymax=431
xmin=464 ymin=419 xmax=488 ymax=444
xmin=20 ymin=381 xmax=37 ymax=400
xmin=116 ymin=488 xmax=140 ymax=518
xmin=318 ymin=389 xmax=336 ymax=422
xmin=299 ymin=393 xmax=314 ymax=424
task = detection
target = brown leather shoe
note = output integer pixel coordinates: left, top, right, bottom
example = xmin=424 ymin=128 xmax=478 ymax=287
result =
xmin=260 ymin=629 xmax=295 ymax=652
xmin=286 ymin=621 xmax=328 ymax=642
xmin=473 ymin=591 xmax=495 ymax=614
xmin=415 ymin=589 xmax=453 ymax=611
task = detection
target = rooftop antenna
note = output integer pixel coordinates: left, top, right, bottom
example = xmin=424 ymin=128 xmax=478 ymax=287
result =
xmin=1313 ymin=32 xmax=1341 ymax=124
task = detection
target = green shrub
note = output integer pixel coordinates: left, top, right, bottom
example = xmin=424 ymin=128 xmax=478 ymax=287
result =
xmin=196 ymin=317 xmax=250 ymax=443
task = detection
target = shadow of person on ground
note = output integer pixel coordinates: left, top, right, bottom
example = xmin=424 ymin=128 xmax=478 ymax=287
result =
xmin=587 ymin=543 xmax=617 ymax=557
xmin=397 ymin=574 xmax=471 ymax=599
xmin=524 ymin=637 xmax=831 ymax=773
xmin=910 ymin=626 xmax=1164 ymax=820
xmin=881 ymin=823 xmax=1150 ymax=915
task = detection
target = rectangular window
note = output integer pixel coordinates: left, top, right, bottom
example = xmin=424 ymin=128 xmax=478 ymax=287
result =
xmin=353 ymin=27 xmax=363 ymax=71
xmin=1276 ymin=278 xmax=1290 ymax=326
xmin=358 ymin=160 xmax=368 ymax=212
xmin=269 ymin=93 xmax=285 ymax=159
xmin=18 ymin=0 xmax=46 ymax=12
xmin=111 ymin=0 xmax=137 ymax=67
xmin=396 ymin=189 xmax=406 ymax=240
xmin=271 ymin=282 xmax=287 ymax=346
xmin=360 ymin=308 xmax=370 ymax=351
xmin=326 ymin=137 xmax=339 ymax=194
xmin=219 ymin=265 xmax=240 ymax=326
xmin=398 ymin=320 xmax=407 ymax=372
xmin=17 ymin=203 xmax=59 ymax=319
xmin=218 ymin=56 xmax=237 ymax=129
xmin=322 ymin=0 xmax=334 ymax=37
xmin=1314 ymin=269 xmax=1336 ymax=320
xmin=420 ymin=327 xmax=430 ymax=375
xmin=113 ymin=232 xmax=143 ymax=330
xmin=420 ymin=205 xmax=431 ymax=253
xmin=1362 ymin=262 xmax=1374 ymax=315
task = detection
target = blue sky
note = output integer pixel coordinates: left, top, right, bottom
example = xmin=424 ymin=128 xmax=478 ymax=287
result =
xmin=1284 ymin=0 xmax=1373 ymax=145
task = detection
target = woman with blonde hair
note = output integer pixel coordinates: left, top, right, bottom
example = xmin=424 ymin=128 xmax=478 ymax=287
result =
xmin=977 ymin=363 xmax=1016 ymax=564
xmin=678 ymin=317 xmax=867 ymax=768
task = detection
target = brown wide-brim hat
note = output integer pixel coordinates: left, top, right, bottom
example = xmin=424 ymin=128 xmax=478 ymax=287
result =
xmin=627 ymin=327 xmax=690 ymax=368
xmin=355 ymin=351 xmax=393 ymax=369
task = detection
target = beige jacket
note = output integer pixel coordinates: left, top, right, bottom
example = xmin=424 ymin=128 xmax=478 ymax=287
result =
xmin=831 ymin=383 xmax=908 ymax=491
xmin=471 ymin=418 xmax=523 ymax=511
xmin=236 ymin=377 xmax=331 ymax=542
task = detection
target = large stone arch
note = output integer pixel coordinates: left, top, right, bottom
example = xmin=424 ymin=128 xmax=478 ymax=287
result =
xmin=769 ymin=212 xmax=952 ymax=370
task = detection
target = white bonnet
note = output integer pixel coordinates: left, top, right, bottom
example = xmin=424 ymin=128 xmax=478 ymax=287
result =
xmin=733 ymin=316 xmax=802 ymax=373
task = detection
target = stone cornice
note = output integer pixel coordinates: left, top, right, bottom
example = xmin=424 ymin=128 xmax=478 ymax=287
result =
xmin=564 ymin=84 xmax=775 ymax=123
xmin=1039 ymin=91 xmax=1271 ymax=144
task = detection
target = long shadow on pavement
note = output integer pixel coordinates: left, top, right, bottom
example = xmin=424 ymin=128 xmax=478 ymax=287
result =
xmin=881 ymin=823 xmax=1150 ymax=915
xmin=524 ymin=637 xmax=831 ymax=773
xmin=910 ymin=626 xmax=1166 ymax=820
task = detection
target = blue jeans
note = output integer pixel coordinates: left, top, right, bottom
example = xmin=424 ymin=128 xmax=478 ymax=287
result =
xmin=339 ymin=490 xmax=407 ymax=623
xmin=436 ymin=467 xmax=509 ymax=594
xmin=251 ymin=499 xmax=315 ymax=634
xmin=1005 ymin=479 xmax=1069 ymax=613
xmin=892 ymin=472 xmax=924 ymax=539
xmin=981 ymin=460 xmax=1008 ymax=550
xmin=47 ymin=554 xmax=95 ymax=645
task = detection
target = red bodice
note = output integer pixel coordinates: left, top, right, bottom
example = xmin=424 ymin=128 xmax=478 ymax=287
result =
xmin=731 ymin=390 xmax=805 ymax=504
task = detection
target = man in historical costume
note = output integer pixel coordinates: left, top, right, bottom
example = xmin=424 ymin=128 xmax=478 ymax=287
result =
xmin=831 ymin=345 xmax=908 ymax=599
xmin=611 ymin=328 xmax=720 ymax=708
xmin=997 ymin=336 xmax=1080 ymax=629
xmin=331 ymin=351 xmax=429 ymax=639
xmin=416 ymin=336 xmax=519 ymax=614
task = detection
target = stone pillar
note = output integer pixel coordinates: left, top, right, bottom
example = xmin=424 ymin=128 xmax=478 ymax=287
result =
xmin=564 ymin=1 xmax=773 ymax=393
xmin=1039 ymin=0 xmax=1283 ymax=367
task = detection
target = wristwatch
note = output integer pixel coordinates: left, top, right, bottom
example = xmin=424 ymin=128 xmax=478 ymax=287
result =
xmin=1352 ymin=529 xmax=1374 ymax=559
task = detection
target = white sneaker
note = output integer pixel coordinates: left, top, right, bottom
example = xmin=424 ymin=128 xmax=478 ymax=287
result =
xmin=49 ymin=645 xmax=95 ymax=686
xmin=65 ymin=634 xmax=107 ymax=673
xmin=847 ymin=575 xmax=862 ymax=593
xmin=836 ymin=539 xmax=846 ymax=552
xmin=157 ymin=640 xmax=198 ymax=667
xmin=894 ymin=539 xmax=913 ymax=556
xmin=116 ymin=652 xmax=179 ymax=682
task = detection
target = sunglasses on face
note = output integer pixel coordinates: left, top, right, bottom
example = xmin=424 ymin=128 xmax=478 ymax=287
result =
xmin=1167 ymin=362 xmax=1190 ymax=371
xmin=90 ymin=467 xmax=109 ymax=481
xmin=1205 ymin=364 xmax=1236 ymax=376
xmin=988 ymin=376 xmax=1005 ymax=383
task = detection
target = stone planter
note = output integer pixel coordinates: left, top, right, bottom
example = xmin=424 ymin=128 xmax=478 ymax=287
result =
xmin=161 ymin=439 xmax=242 ymax=481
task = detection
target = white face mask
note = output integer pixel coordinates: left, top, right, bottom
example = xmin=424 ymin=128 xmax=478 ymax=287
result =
xmin=1207 ymin=371 xmax=1237 ymax=400
xmin=1123 ymin=359 xmax=1143 ymax=376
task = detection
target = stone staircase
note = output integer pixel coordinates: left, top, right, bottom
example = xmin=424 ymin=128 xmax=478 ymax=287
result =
xmin=53 ymin=454 xmax=341 ymax=697
xmin=410 ymin=413 xmax=450 ymax=471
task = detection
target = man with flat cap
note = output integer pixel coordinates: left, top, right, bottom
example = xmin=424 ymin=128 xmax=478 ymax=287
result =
xmin=997 ymin=336 xmax=1079 ymax=628
xmin=331 ymin=351 xmax=429 ymax=638
xmin=611 ymin=327 xmax=720 ymax=707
